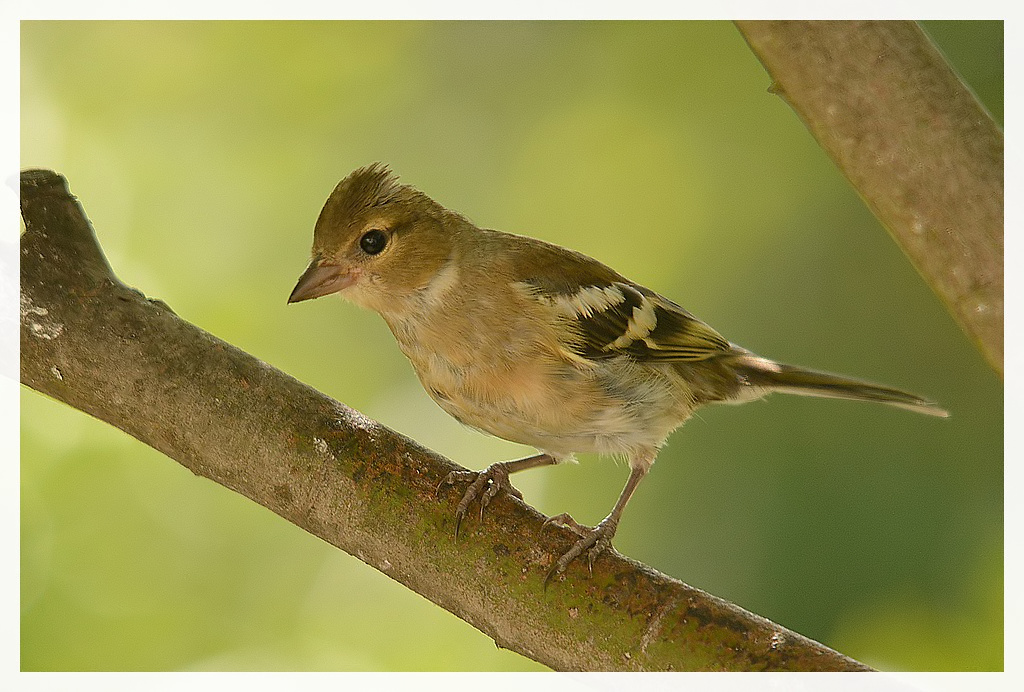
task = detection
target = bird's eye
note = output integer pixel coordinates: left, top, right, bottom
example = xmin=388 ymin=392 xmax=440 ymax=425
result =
xmin=359 ymin=229 xmax=388 ymax=255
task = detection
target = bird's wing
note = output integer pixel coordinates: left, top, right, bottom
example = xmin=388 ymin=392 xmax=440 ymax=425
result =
xmin=501 ymin=231 xmax=732 ymax=363
xmin=509 ymin=245 xmax=729 ymax=364
xmin=540 ymin=280 xmax=732 ymax=362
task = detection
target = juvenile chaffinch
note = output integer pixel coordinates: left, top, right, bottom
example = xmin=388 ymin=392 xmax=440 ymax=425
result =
xmin=289 ymin=163 xmax=947 ymax=582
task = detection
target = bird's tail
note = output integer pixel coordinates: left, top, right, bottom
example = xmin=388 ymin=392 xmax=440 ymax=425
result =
xmin=731 ymin=354 xmax=949 ymax=418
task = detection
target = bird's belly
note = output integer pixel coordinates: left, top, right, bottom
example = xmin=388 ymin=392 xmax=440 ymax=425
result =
xmin=414 ymin=353 xmax=689 ymax=457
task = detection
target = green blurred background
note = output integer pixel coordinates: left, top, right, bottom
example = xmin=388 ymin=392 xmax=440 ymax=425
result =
xmin=20 ymin=21 xmax=1002 ymax=671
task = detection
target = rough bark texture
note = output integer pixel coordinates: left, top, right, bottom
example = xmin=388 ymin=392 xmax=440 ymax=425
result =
xmin=736 ymin=20 xmax=1003 ymax=375
xmin=19 ymin=169 xmax=872 ymax=672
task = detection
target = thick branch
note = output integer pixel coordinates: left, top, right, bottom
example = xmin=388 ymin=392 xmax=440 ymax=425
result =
xmin=735 ymin=20 xmax=1003 ymax=375
xmin=20 ymin=170 xmax=871 ymax=672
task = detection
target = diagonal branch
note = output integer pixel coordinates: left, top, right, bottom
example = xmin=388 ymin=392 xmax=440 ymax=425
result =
xmin=19 ymin=169 xmax=871 ymax=672
xmin=735 ymin=20 xmax=1003 ymax=375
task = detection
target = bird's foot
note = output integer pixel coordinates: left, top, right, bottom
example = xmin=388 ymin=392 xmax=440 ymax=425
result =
xmin=542 ymin=514 xmax=619 ymax=587
xmin=437 ymin=462 xmax=523 ymax=539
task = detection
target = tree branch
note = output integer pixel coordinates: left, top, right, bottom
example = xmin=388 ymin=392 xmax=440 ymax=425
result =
xmin=735 ymin=20 xmax=1003 ymax=375
xmin=19 ymin=169 xmax=871 ymax=672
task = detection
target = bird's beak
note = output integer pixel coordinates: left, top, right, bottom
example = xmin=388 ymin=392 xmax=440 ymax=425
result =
xmin=288 ymin=259 xmax=356 ymax=303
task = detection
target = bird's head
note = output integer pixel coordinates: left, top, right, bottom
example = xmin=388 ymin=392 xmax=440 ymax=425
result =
xmin=288 ymin=163 xmax=457 ymax=313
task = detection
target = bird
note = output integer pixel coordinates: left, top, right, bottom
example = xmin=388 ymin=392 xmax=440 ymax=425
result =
xmin=288 ymin=163 xmax=948 ymax=583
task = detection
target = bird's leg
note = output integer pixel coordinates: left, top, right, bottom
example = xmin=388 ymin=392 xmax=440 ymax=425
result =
xmin=437 ymin=453 xmax=559 ymax=538
xmin=544 ymin=462 xmax=649 ymax=586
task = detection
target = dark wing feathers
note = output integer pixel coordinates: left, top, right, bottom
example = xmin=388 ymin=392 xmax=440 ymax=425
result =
xmin=580 ymin=284 xmax=731 ymax=362
xmin=508 ymin=233 xmax=732 ymax=363
xmin=526 ymin=277 xmax=732 ymax=363
xmin=575 ymin=283 xmax=645 ymax=351
xmin=634 ymin=292 xmax=732 ymax=360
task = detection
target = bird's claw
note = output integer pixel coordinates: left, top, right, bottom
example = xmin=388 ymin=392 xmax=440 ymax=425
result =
xmin=543 ymin=516 xmax=618 ymax=588
xmin=541 ymin=512 xmax=589 ymax=536
xmin=437 ymin=464 xmax=523 ymax=540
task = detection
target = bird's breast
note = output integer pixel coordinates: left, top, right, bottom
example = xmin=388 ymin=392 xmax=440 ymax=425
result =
xmin=383 ymin=311 xmax=689 ymax=456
